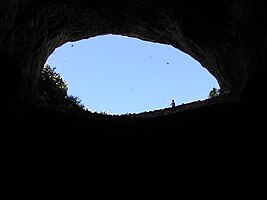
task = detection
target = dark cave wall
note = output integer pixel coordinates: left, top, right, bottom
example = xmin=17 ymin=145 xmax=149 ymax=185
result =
xmin=1 ymin=0 xmax=267 ymax=118
xmin=9 ymin=100 xmax=265 ymax=184
xmin=1 ymin=0 xmax=266 ymax=184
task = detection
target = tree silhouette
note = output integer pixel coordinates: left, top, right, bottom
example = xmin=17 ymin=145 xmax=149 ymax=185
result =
xmin=35 ymin=64 xmax=85 ymax=110
xmin=208 ymin=87 xmax=221 ymax=98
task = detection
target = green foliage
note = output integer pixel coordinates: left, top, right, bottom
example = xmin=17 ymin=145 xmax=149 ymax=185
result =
xmin=65 ymin=95 xmax=85 ymax=110
xmin=99 ymin=110 xmax=108 ymax=115
xmin=208 ymin=87 xmax=221 ymax=98
xmin=35 ymin=64 xmax=85 ymax=111
xmin=35 ymin=64 xmax=67 ymax=105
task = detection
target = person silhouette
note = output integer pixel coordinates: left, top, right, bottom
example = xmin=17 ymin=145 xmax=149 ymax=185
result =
xmin=170 ymin=99 xmax=175 ymax=108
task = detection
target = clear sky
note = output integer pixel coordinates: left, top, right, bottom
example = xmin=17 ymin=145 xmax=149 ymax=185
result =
xmin=46 ymin=34 xmax=219 ymax=115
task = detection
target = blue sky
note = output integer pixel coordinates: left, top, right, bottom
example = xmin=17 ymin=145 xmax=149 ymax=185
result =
xmin=46 ymin=34 xmax=219 ymax=114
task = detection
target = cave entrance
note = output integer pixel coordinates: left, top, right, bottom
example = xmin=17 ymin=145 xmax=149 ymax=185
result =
xmin=45 ymin=34 xmax=219 ymax=115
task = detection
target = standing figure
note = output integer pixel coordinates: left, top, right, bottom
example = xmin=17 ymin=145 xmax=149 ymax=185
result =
xmin=170 ymin=99 xmax=175 ymax=108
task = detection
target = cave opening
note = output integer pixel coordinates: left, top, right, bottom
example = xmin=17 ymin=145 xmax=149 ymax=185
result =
xmin=43 ymin=34 xmax=219 ymax=115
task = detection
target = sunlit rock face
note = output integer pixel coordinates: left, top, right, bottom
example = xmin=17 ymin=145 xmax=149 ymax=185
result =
xmin=0 ymin=0 xmax=266 ymax=183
